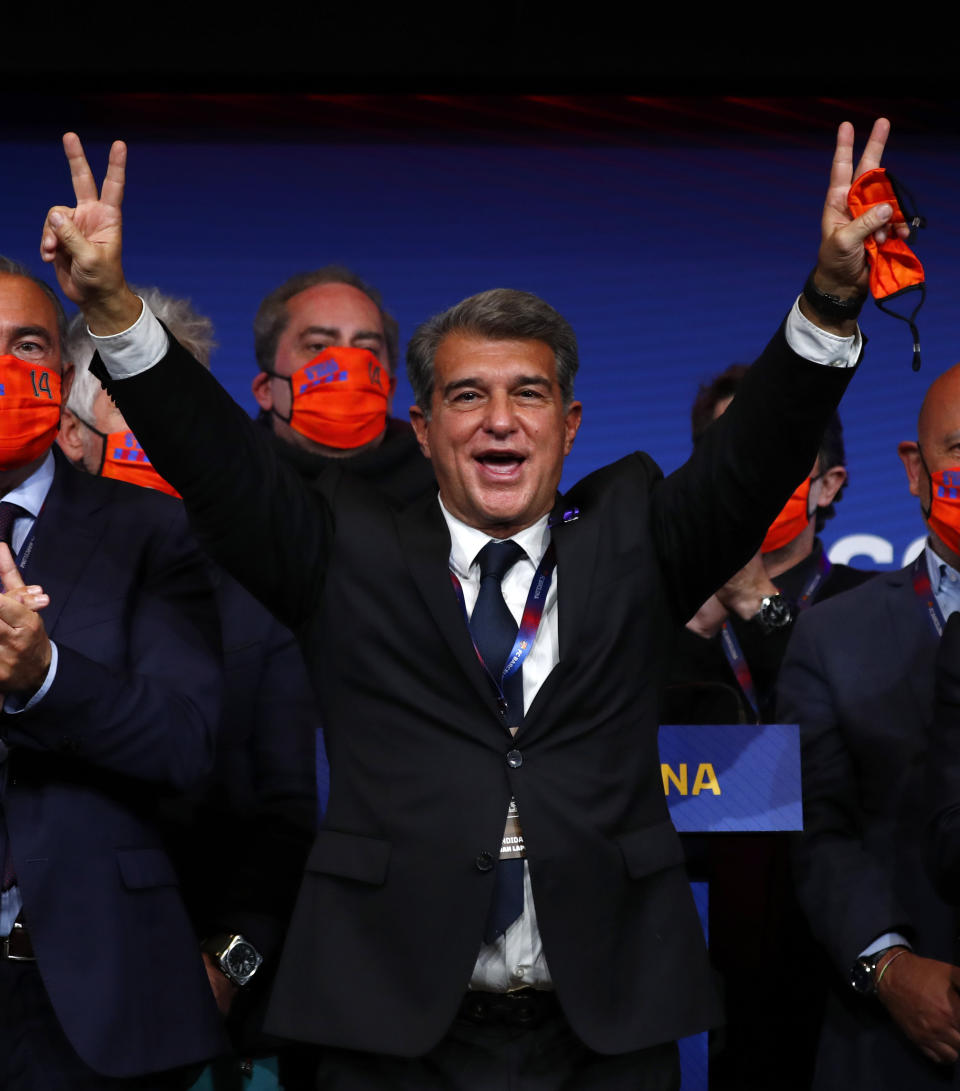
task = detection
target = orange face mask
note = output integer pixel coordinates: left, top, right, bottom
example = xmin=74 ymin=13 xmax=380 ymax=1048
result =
xmin=925 ymin=468 xmax=960 ymax=558
xmin=80 ymin=420 xmax=181 ymax=498
xmin=847 ymin=167 xmax=926 ymax=371
xmin=102 ymin=431 xmax=181 ymax=498
xmin=761 ymin=477 xmax=813 ymax=554
xmin=0 ymin=355 xmax=62 ymax=470
xmin=271 ymin=347 xmax=391 ymax=450
xmin=918 ymin=450 xmax=960 ymax=559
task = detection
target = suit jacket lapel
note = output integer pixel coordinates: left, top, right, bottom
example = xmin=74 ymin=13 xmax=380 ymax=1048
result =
xmin=886 ymin=565 xmax=939 ymax=723
xmin=521 ymin=494 xmax=600 ymax=736
xmin=551 ymin=495 xmax=599 ymax=664
xmin=395 ymin=492 xmax=500 ymax=714
xmin=24 ymin=452 xmax=108 ymax=637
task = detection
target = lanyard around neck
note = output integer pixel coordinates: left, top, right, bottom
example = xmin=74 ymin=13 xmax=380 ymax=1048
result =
xmin=912 ymin=551 xmax=946 ymax=638
xmin=450 ymin=542 xmax=557 ymax=714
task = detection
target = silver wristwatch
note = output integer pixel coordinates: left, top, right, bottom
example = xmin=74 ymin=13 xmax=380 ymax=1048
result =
xmin=201 ymin=932 xmax=263 ymax=987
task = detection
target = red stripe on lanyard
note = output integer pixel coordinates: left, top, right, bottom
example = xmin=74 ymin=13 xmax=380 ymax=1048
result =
xmin=912 ymin=550 xmax=945 ymax=638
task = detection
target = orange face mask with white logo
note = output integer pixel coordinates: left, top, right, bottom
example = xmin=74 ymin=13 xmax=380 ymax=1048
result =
xmin=761 ymin=477 xmax=814 ymax=554
xmin=0 ymin=356 xmax=62 ymax=470
xmin=79 ymin=420 xmax=181 ymax=499
xmin=269 ymin=347 xmax=391 ymax=450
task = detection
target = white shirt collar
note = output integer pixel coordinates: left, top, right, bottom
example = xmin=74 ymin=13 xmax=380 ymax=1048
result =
xmin=3 ymin=449 xmax=55 ymax=518
xmin=438 ymin=496 xmax=552 ymax=578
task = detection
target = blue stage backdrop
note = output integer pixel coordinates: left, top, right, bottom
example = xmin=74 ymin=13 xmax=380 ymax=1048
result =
xmin=3 ymin=128 xmax=958 ymax=570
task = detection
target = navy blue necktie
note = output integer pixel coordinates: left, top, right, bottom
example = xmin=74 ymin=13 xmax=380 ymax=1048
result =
xmin=470 ymin=539 xmax=526 ymax=942
xmin=0 ymin=501 xmax=27 ymax=895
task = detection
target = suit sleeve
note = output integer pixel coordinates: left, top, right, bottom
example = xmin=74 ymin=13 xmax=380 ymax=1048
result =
xmin=91 ymin=331 xmax=336 ymax=633
xmin=210 ymin=611 xmax=317 ymax=963
xmin=926 ymin=612 xmax=960 ymax=903
xmin=779 ymin=612 xmax=913 ymax=974
xmin=4 ymin=506 xmax=221 ymax=792
xmin=650 ymin=319 xmax=858 ymax=622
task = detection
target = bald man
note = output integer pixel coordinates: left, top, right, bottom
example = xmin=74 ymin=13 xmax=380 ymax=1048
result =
xmin=777 ymin=363 xmax=960 ymax=1089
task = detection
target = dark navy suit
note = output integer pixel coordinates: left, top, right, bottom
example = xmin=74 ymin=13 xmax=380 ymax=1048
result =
xmin=780 ymin=562 xmax=960 ymax=1089
xmin=1 ymin=451 xmax=228 ymax=1080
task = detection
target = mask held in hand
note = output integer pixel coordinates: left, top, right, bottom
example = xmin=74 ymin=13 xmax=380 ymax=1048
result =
xmin=847 ymin=167 xmax=926 ymax=371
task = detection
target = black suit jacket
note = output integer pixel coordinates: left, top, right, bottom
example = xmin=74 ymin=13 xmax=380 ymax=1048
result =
xmin=2 ymin=450 xmax=227 ymax=1078
xmin=779 ymin=562 xmax=960 ymax=1089
xmin=95 ymin=316 xmax=855 ymax=1057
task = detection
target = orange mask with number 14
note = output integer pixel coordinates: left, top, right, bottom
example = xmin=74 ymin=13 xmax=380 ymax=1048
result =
xmin=0 ymin=356 xmax=62 ymax=470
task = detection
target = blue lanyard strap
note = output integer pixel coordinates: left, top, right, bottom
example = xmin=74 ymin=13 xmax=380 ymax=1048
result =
xmin=450 ymin=542 xmax=557 ymax=711
xmin=719 ymin=549 xmax=831 ymax=721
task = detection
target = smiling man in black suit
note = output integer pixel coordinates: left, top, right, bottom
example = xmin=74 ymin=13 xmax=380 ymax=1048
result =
xmin=39 ymin=120 xmax=897 ymax=1089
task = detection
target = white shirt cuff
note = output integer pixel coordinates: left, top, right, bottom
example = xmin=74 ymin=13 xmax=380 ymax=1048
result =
xmin=89 ymin=299 xmax=169 ymax=379
xmin=3 ymin=641 xmax=59 ymax=714
xmin=859 ymin=931 xmax=912 ymax=958
xmin=784 ymin=296 xmax=861 ymax=368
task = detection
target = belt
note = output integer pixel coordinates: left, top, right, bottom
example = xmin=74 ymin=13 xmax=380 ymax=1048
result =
xmin=458 ymin=988 xmax=560 ymax=1028
xmin=1 ymin=919 xmax=35 ymax=961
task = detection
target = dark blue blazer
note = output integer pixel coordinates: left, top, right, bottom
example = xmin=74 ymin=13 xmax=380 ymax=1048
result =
xmin=780 ymin=562 xmax=960 ymax=1089
xmin=1 ymin=451 xmax=228 ymax=1079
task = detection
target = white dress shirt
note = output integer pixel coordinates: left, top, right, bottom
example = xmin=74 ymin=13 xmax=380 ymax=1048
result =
xmin=90 ymin=293 xmax=860 ymax=988
xmin=441 ymin=501 xmax=557 ymax=991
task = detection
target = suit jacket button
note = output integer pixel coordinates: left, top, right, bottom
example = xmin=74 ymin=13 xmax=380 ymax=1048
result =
xmin=475 ymin=852 xmax=494 ymax=872
xmin=506 ymin=749 xmax=522 ymax=768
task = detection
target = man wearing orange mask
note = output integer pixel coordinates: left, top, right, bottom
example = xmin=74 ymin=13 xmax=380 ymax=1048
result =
xmin=664 ymin=365 xmax=872 ymax=1091
xmin=61 ymin=281 xmax=435 ymax=1088
xmin=667 ymin=364 xmax=870 ymax=726
xmin=0 ymin=257 xmax=226 ymax=1087
xmin=776 ymin=363 xmax=960 ymax=1089
xmin=250 ymin=268 xmax=435 ymax=508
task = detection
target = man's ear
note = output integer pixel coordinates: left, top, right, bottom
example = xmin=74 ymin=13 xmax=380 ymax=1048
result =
xmin=251 ymin=371 xmax=274 ymax=412
xmin=409 ymin=405 xmax=431 ymax=459
xmin=898 ymin=441 xmax=923 ymax=498
xmin=814 ymin=464 xmax=847 ymax=508
xmin=57 ymin=408 xmax=85 ymax=463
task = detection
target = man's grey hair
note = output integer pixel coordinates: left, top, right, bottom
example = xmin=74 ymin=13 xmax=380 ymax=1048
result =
xmin=0 ymin=256 xmax=69 ymax=352
xmin=405 ymin=288 xmax=579 ymax=415
xmin=65 ymin=286 xmax=216 ymax=422
xmin=253 ymin=266 xmax=399 ymax=373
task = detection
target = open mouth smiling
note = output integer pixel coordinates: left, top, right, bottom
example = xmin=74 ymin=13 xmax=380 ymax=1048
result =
xmin=474 ymin=451 xmax=527 ymax=477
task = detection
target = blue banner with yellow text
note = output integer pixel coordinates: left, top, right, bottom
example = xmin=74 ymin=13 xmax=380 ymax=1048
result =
xmin=659 ymin=723 xmax=802 ymax=833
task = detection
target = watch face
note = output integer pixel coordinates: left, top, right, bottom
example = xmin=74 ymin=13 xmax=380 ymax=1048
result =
xmin=759 ymin=595 xmax=792 ymax=630
xmin=226 ymin=941 xmax=260 ymax=979
xmin=850 ymin=959 xmax=875 ymax=995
